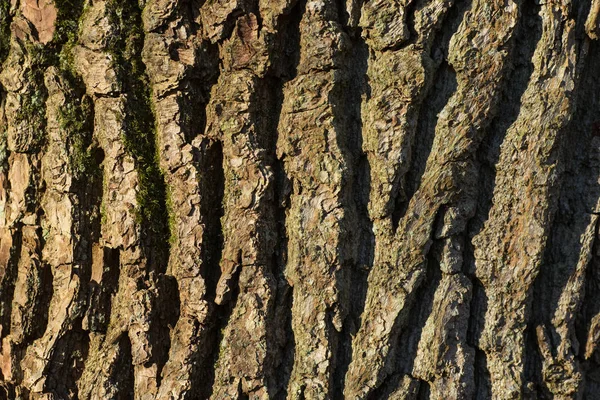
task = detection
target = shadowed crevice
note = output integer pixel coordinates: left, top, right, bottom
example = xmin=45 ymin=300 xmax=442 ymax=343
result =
xmin=198 ymin=139 xmax=225 ymax=303
xmin=523 ymin=323 xmax=545 ymax=396
xmin=155 ymin=273 xmax=180 ymax=386
xmin=331 ymin=29 xmax=370 ymax=399
xmin=106 ymin=0 xmax=171 ymax=276
xmin=467 ymin=0 xmax=541 ymax=243
xmin=396 ymin=60 xmax=457 ymax=229
xmin=265 ymin=3 xmax=304 ymax=397
xmin=267 ymin=73 xmax=296 ymax=400
xmin=416 ymin=379 xmax=431 ymax=400
xmin=393 ymin=0 xmax=470 ymax=228
xmin=270 ymin=283 xmax=295 ymax=399
xmin=404 ymin=0 xmax=419 ymax=43
xmin=204 ymin=261 xmax=242 ymax=399
xmin=274 ymin=0 xmax=306 ymax=82
xmin=112 ymin=334 xmax=136 ymax=400
xmin=472 ymin=340 xmax=492 ymax=398
xmin=35 ymin=232 xmax=54 ymax=341
xmin=462 ymin=2 xmax=541 ymax=394
xmin=264 ymin=79 xmax=293 ymax=398
xmin=43 ymin=324 xmax=90 ymax=398
xmin=561 ymin=37 xmax=600 ymax=393
xmin=179 ymin=38 xmax=220 ymax=144
xmin=85 ymin=247 xmax=120 ymax=333
xmin=466 ymin=277 xmax=490 ymax=393
xmin=394 ymin=220 xmax=445 ymax=380
xmin=183 ymin=137 xmax=225 ymax=399
xmin=267 ymin=98 xmax=294 ymax=399
xmin=0 ymin=382 xmax=15 ymax=399
xmin=0 ymin=225 xmax=22 ymax=339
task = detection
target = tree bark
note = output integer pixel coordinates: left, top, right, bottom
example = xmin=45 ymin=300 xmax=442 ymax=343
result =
xmin=0 ymin=0 xmax=600 ymax=399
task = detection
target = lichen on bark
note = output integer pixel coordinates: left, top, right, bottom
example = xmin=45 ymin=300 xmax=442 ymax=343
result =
xmin=1 ymin=0 xmax=600 ymax=399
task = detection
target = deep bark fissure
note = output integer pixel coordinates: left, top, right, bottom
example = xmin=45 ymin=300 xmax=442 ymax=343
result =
xmin=394 ymin=214 xmax=445 ymax=378
xmin=43 ymin=326 xmax=90 ymax=398
xmin=207 ymin=264 xmax=242 ymax=396
xmin=35 ymin=228 xmax=53 ymax=338
xmin=112 ymin=334 xmax=136 ymax=400
xmin=532 ymin=33 xmax=600 ymax=397
xmin=397 ymin=60 xmax=457 ymax=228
xmin=183 ymin=135 xmax=225 ymax=399
xmin=265 ymin=78 xmax=294 ymax=398
xmin=268 ymin=44 xmax=298 ymax=392
xmin=416 ymin=379 xmax=431 ymax=400
xmin=198 ymin=139 xmax=226 ymax=304
xmin=0 ymin=224 xmax=21 ymax=340
xmin=472 ymin=347 xmax=492 ymax=399
xmin=332 ymin=29 xmax=370 ymax=399
xmin=465 ymin=4 xmax=542 ymax=393
xmin=394 ymin=0 xmax=470 ymax=228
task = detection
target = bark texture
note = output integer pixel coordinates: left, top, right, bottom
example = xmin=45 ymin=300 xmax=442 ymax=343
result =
xmin=1 ymin=0 xmax=600 ymax=399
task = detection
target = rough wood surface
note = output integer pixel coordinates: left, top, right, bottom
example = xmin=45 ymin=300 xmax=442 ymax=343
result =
xmin=0 ymin=0 xmax=599 ymax=399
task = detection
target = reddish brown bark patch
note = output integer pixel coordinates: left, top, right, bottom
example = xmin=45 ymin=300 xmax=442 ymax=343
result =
xmin=22 ymin=0 xmax=57 ymax=44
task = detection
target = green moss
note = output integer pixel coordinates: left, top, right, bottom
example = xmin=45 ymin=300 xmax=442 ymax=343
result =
xmin=0 ymin=0 xmax=11 ymax=63
xmin=166 ymin=185 xmax=177 ymax=245
xmin=50 ymin=1 xmax=101 ymax=183
xmin=101 ymin=202 xmax=108 ymax=227
xmin=53 ymin=0 xmax=86 ymax=72
xmin=53 ymin=0 xmax=85 ymax=44
xmin=58 ymin=93 xmax=98 ymax=179
xmin=14 ymin=58 xmax=48 ymax=151
xmin=0 ymin=126 xmax=7 ymax=169
xmin=1 ymin=1 xmax=88 ymax=155
xmin=105 ymin=0 xmax=170 ymax=259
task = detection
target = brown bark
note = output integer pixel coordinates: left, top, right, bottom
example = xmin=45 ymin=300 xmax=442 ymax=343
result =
xmin=1 ymin=0 xmax=600 ymax=399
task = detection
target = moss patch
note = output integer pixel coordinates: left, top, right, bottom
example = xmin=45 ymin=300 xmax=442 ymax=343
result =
xmin=58 ymin=92 xmax=98 ymax=180
xmin=8 ymin=0 xmax=87 ymax=154
xmin=106 ymin=0 xmax=170 ymax=266
xmin=2 ymin=1 xmax=90 ymax=155
xmin=53 ymin=0 xmax=86 ymax=72
xmin=51 ymin=0 xmax=100 ymax=182
xmin=0 ymin=0 xmax=11 ymax=63
xmin=14 ymin=43 xmax=49 ymax=152
xmin=0 ymin=126 xmax=7 ymax=169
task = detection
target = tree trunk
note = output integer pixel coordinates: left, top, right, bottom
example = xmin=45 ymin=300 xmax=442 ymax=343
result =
xmin=0 ymin=0 xmax=599 ymax=398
